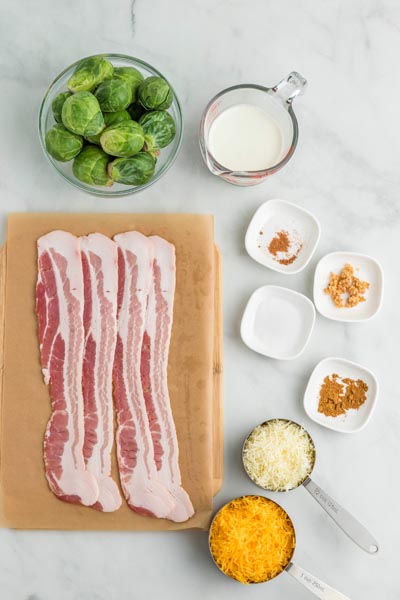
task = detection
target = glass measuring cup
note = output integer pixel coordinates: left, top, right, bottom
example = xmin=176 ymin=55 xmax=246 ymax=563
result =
xmin=242 ymin=419 xmax=379 ymax=554
xmin=199 ymin=72 xmax=306 ymax=186
xmin=209 ymin=495 xmax=351 ymax=599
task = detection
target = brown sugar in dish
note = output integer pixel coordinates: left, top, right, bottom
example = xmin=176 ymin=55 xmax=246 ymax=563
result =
xmin=267 ymin=230 xmax=303 ymax=266
xmin=324 ymin=263 xmax=370 ymax=308
xmin=318 ymin=373 xmax=368 ymax=417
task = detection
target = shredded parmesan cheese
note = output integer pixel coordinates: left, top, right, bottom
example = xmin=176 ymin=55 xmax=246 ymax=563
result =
xmin=209 ymin=495 xmax=296 ymax=584
xmin=243 ymin=419 xmax=315 ymax=491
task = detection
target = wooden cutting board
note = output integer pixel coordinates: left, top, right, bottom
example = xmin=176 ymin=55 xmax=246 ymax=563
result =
xmin=0 ymin=214 xmax=223 ymax=530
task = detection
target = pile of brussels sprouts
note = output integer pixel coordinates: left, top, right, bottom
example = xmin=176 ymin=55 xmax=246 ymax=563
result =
xmin=45 ymin=56 xmax=177 ymax=188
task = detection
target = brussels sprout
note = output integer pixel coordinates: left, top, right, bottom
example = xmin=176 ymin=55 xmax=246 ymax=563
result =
xmin=104 ymin=109 xmax=131 ymax=126
xmin=72 ymin=145 xmax=112 ymax=186
xmin=67 ymin=56 xmax=113 ymax=92
xmin=138 ymin=76 xmax=173 ymax=110
xmin=100 ymin=121 xmax=144 ymax=157
xmin=127 ymin=102 xmax=146 ymax=121
xmin=109 ymin=153 xmax=156 ymax=185
xmin=85 ymin=110 xmax=131 ymax=145
xmin=52 ymin=92 xmax=72 ymax=123
xmin=62 ymin=91 xmax=105 ymax=137
xmin=139 ymin=111 xmax=176 ymax=150
xmin=95 ymin=79 xmax=133 ymax=113
xmin=45 ymin=124 xmax=83 ymax=162
xmin=113 ymin=67 xmax=144 ymax=101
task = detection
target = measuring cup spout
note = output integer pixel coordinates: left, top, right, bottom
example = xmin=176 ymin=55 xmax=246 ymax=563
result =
xmin=205 ymin=154 xmax=220 ymax=177
xmin=204 ymin=150 xmax=230 ymax=178
xmin=271 ymin=71 xmax=307 ymax=105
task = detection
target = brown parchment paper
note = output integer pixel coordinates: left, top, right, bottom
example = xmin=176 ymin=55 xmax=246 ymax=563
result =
xmin=0 ymin=213 xmax=220 ymax=530
xmin=0 ymin=245 xmax=6 ymax=492
xmin=212 ymin=247 xmax=223 ymax=496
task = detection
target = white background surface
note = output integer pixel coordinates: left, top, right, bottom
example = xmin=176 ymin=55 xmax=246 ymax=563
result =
xmin=0 ymin=1 xmax=399 ymax=599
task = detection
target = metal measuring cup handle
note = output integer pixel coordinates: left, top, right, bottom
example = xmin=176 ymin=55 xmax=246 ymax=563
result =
xmin=303 ymin=477 xmax=379 ymax=554
xmin=286 ymin=563 xmax=352 ymax=600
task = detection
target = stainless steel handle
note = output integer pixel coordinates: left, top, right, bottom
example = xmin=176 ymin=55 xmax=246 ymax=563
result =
xmin=286 ymin=562 xmax=351 ymax=600
xmin=303 ymin=477 xmax=379 ymax=554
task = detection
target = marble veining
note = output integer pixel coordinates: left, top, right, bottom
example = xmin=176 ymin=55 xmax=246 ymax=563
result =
xmin=0 ymin=0 xmax=399 ymax=598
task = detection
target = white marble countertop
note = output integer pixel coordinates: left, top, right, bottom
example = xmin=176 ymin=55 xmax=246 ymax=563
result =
xmin=1 ymin=1 xmax=399 ymax=598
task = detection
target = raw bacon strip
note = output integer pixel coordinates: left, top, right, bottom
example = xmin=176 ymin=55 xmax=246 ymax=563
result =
xmin=36 ymin=231 xmax=99 ymax=506
xmin=141 ymin=236 xmax=194 ymax=522
xmin=113 ymin=232 xmax=175 ymax=518
xmin=81 ymin=233 xmax=122 ymax=513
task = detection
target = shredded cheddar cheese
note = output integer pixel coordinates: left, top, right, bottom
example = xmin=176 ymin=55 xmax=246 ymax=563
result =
xmin=209 ymin=496 xmax=295 ymax=584
xmin=243 ymin=420 xmax=315 ymax=491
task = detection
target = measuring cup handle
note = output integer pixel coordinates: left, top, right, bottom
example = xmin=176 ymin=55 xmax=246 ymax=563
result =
xmin=303 ymin=478 xmax=379 ymax=554
xmin=286 ymin=562 xmax=351 ymax=600
xmin=271 ymin=71 xmax=307 ymax=104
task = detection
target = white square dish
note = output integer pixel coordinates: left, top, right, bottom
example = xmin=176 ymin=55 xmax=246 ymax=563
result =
xmin=245 ymin=199 xmax=321 ymax=274
xmin=240 ymin=285 xmax=316 ymax=360
xmin=304 ymin=357 xmax=378 ymax=433
xmin=313 ymin=251 xmax=384 ymax=322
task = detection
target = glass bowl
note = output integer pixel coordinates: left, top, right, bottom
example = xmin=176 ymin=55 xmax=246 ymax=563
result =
xmin=38 ymin=54 xmax=183 ymax=197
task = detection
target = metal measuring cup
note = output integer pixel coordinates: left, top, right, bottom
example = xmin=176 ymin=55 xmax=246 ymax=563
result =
xmin=209 ymin=495 xmax=351 ymax=599
xmin=242 ymin=418 xmax=379 ymax=554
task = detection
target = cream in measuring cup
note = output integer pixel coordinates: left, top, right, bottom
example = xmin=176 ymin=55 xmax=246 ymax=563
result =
xmin=199 ymin=72 xmax=307 ymax=186
xmin=208 ymin=104 xmax=283 ymax=171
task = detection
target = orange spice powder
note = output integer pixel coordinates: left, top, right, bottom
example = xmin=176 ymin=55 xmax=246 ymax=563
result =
xmin=268 ymin=230 xmax=302 ymax=265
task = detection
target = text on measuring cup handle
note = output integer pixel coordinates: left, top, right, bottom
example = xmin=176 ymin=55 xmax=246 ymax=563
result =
xmin=313 ymin=487 xmax=339 ymax=514
xmin=299 ymin=571 xmax=326 ymax=592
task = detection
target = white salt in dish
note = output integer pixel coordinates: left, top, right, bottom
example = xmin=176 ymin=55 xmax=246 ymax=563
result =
xmin=304 ymin=357 xmax=379 ymax=433
xmin=245 ymin=199 xmax=321 ymax=274
xmin=240 ymin=285 xmax=315 ymax=360
xmin=313 ymin=251 xmax=384 ymax=322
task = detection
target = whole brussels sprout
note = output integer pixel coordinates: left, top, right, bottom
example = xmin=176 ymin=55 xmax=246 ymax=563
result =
xmin=52 ymin=92 xmax=72 ymax=123
xmin=85 ymin=110 xmax=131 ymax=145
xmin=45 ymin=124 xmax=83 ymax=162
xmin=138 ymin=76 xmax=173 ymax=110
xmin=113 ymin=67 xmax=144 ymax=101
xmin=95 ymin=79 xmax=133 ymax=113
xmin=127 ymin=102 xmax=146 ymax=121
xmin=100 ymin=121 xmax=144 ymax=157
xmin=67 ymin=56 xmax=113 ymax=92
xmin=104 ymin=109 xmax=131 ymax=126
xmin=72 ymin=145 xmax=112 ymax=186
xmin=109 ymin=153 xmax=156 ymax=185
xmin=62 ymin=91 xmax=105 ymax=137
xmin=139 ymin=111 xmax=176 ymax=150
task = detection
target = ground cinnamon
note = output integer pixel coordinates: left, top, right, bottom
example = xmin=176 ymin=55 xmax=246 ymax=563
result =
xmin=268 ymin=231 xmax=290 ymax=255
xmin=318 ymin=373 xmax=368 ymax=417
xmin=279 ymin=253 xmax=301 ymax=266
xmin=267 ymin=230 xmax=303 ymax=265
